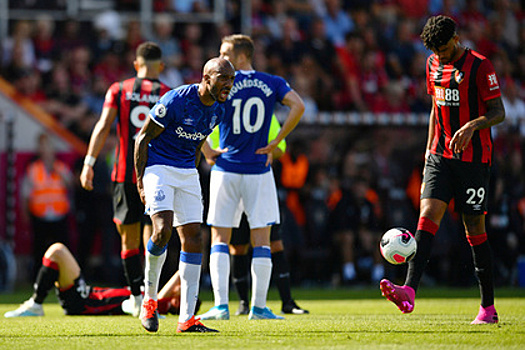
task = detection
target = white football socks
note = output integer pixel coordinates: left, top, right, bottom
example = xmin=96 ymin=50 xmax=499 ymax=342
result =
xmin=144 ymin=249 xmax=167 ymax=301
xmin=179 ymin=253 xmax=202 ymax=323
xmin=251 ymin=246 xmax=272 ymax=309
xmin=209 ymin=243 xmax=230 ymax=306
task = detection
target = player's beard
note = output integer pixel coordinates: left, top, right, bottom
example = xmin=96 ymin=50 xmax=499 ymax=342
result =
xmin=210 ymin=85 xmax=229 ymax=103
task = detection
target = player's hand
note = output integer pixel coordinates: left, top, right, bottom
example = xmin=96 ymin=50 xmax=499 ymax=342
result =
xmin=80 ymin=164 xmax=94 ymax=191
xmin=255 ymin=140 xmax=278 ymax=166
xmin=449 ymin=122 xmax=475 ymax=154
xmin=205 ymin=147 xmax=228 ymax=166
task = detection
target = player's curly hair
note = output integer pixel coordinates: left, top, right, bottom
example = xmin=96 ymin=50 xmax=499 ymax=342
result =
xmin=420 ymin=15 xmax=457 ymax=51
xmin=136 ymin=41 xmax=162 ymax=61
xmin=221 ymin=34 xmax=254 ymax=60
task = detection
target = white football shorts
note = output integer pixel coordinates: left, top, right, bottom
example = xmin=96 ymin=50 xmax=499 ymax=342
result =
xmin=207 ymin=169 xmax=280 ymax=229
xmin=143 ymin=164 xmax=203 ymax=227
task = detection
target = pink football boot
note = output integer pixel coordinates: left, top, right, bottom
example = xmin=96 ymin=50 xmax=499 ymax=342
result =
xmin=380 ymin=279 xmax=415 ymax=314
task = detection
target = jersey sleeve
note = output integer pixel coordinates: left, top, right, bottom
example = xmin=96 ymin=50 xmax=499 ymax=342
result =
xmin=274 ymin=76 xmax=293 ymax=103
xmin=476 ymin=59 xmax=501 ymax=101
xmin=269 ymin=114 xmax=286 ymax=153
xmin=149 ymin=90 xmax=176 ymax=128
xmin=103 ymin=82 xmax=120 ymax=109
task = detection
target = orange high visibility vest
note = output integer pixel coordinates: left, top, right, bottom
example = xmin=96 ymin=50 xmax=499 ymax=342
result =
xmin=280 ymin=152 xmax=309 ymax=189
xmin=27 ymin=160 xmax=70 ymax=218
xmin=280 ymin=152 xmax=309 ymax=226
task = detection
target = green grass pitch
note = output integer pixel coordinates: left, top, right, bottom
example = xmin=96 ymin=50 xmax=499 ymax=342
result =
xmin=0 ymin=287 xmax=524 ymax=349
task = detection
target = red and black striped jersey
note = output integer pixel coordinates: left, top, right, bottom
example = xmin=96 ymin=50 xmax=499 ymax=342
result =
xmin=103 ymin=77 xmax=171 ymax=183
xmin=426 ymin=48 xmax=501 ymax=164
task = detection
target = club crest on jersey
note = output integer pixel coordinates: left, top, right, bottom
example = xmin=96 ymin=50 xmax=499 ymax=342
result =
xmin=183 ymin=118 xmax=194 ymax=126
xmin=154 ymin=189 xmax=165 ymax=202
xmin=155 ymin=104 xmax=166 ymax=118
xmin=487 ymin=73 xmax=500 ymax=91
xmin=209 ymin=115 xmax=218 ymax=129
xmin=454 ymin=70 xmax=465 ymax=84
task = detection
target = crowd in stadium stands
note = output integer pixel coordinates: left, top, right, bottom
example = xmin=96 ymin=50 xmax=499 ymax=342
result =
xmin=2 ymin=0 xmax=525 ymax=288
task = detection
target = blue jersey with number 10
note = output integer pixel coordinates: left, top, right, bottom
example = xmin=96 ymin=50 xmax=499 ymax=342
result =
xmin=213 ymin=70 xmax=291 ymax=174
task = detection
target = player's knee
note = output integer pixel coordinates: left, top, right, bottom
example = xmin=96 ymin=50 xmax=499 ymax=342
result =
xmin=462 ymin=214 xmax=485 ymax=235
xmin=44 ymin=242 xmax=69 ymax=261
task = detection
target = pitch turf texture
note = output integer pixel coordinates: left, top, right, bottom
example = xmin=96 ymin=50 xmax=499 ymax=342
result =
xmin=0 ymin=288 xmax=524 ymax=349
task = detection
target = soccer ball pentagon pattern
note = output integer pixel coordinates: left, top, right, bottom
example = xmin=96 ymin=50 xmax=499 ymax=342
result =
xmin=380 ymin=227 xmax=417 ymax=265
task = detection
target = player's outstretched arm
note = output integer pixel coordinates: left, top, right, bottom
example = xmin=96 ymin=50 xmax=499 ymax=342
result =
xmin=134 ymin=116 xmax=164 ymax=204
xmin=80 ymin=107 xmax=117 ymax=191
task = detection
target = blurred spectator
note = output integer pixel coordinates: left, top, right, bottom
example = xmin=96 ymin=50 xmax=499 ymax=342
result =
xmin=290 ymin=73 xmax=319 ymax=121
xmin=263 ymin=0 xmax=288 ymax=40
xmin=55 ymin=19 xmax=89 ymax=52
xmin=304 ymin=17 xmax=336 ymax=75
xmin=181 ymin=45 xmax=205 ymax=84
xmin=335 ymin=32 xmax=365 ymax=111
xmin=150 ymin=14 xmax=183 ymax=69
xmin=93 ymin=49 xmax=126 ymax=88
xmin=32 ymin=15 xmax=56 ymax=73
xmin=67 ymin=46 xmax=92 ymax=98
xmin=21 ymin=133 xmax=73 ymax=279
xmin=2 ymin=20 xmax=35 ymax=69
xmin=322 ymin=0 xmax=354 ymax=47
xmin=82 ymin=75 xmax=110 ymax=116
xmin=11 ymin=68 xmax=47 ymax=104
xmin=43 ymin=63 xmax=88 ymax=127
xmin=388 ymin=19 xmax=417 ymax=75
xmin=149 ymin=14 xmax=183 ymax=88
xmin=278 ymin=139 xmax=310 ymax=236
xmin=359 ymin=50 xmax=388 ymax=109
xmin=92 ymin=11 xmax=123 ymax=42
xmin=268 ymin=16 xmax=307 ymax=71
xmin=500 ymin=79 xmax=525 ymax=137
xmin=327 ymin=177 xmax=383 ymax=285
xmin=123 ymin=20 xmax=144 ymax=53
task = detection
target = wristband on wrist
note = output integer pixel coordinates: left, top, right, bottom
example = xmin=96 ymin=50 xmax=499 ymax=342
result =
xmin=425 ymin=149 xmax=430 ymax=160
xmin=84 ymin=155 xmax=96 ymax=167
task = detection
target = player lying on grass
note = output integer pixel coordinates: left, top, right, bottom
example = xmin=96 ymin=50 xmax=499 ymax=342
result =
xmin=4 ymin=243 xmax=189 ymax=317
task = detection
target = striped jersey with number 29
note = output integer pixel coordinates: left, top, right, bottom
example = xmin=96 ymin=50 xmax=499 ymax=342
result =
xmin=426 ymin=48 xmax=501 ymax=164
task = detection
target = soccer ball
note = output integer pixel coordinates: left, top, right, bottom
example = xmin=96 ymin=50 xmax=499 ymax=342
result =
xmin=379 ymin=227 xmax=417 ymax=265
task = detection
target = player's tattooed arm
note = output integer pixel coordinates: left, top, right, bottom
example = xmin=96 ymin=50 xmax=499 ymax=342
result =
xmin=449 ymin=97 xmax=505 ymax=153
xmin=134 ymin=116 xmax=165 ymax=203
xmin=479 ymin=97 xmax=505 ymax=128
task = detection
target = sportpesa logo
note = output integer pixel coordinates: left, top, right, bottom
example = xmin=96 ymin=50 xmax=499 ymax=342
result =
xmin=175 ymin=126 xmax=206 ymax=141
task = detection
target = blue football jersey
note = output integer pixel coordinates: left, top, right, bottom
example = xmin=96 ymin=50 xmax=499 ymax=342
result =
xmin=214 ymin=70 xmax=291 ymax=174
xmin=147 ymin=84 xmax=224 ymax=169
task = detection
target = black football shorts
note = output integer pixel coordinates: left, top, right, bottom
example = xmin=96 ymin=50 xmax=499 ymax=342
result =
xmin=421 ymin=153 xmax=490 ymax=215
xmin=57 ymin=276 xmax=130 ymax=315
xmin=113 ymin=182 xmax=148 ymax=225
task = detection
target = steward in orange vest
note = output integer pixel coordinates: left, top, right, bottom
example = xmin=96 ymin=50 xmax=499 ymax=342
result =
xmin=22 ymin=133 xmax=72 ymax=279
xmin=26 ymin=159 xmax=70 ymax=219
xmin=279 ymin=147 xmax=309 ymax=226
